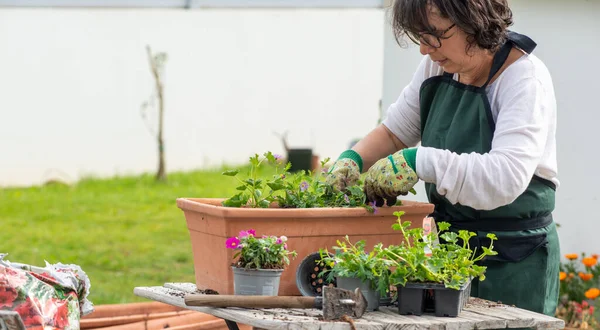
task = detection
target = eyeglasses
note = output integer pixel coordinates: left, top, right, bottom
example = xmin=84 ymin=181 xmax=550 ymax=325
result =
xmin=419 ymin=23 xmax=456 ymax=48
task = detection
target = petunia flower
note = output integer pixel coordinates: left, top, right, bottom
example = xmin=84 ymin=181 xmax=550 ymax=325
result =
xmin=239 ymin=229 xmax=256 ymax=238
xmin=369 ymin=201 xmax=378 ymax=214
xmin=225 ymin=237 xmax=240 ymax=249
xmin=300 ymin=181 xmax=309 ymax=192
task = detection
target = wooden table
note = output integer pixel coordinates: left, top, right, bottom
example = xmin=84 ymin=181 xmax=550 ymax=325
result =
xmin=133 ymin=283 xmax=565 ymax=330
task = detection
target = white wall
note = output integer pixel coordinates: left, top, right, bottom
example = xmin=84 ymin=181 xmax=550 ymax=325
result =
xmin=0 ymin=7 xmax=384 ymax=186
xmin=381 ymin=0 xmax=600 ymax=255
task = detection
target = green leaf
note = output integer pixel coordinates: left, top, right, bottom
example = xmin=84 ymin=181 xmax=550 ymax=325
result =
xmin=222 ymin=170 xmax=239 ymax=176
xmin=235 ymin=185 xmax=247 ymax=191
xmin=437 ymin=221 xmax=451 ymax=232
xmin=267 ymin=182 xmax=285 ymax=191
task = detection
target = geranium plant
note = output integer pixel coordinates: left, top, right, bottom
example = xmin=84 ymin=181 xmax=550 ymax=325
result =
xmin=221 ymin=151 xmax=378 ymax=210
xmin=384 ymin=211 xmax=498 ymax=290
xmin=318 ymin=236 xmax=393 ymax=297
xmin=556 ymin=253 xmax=600 ymax=328
xmin=225 ymin=229 xmax=298 ymax=269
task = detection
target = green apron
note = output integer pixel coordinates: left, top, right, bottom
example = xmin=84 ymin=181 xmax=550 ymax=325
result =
xmin=419 ymin=32 xmax=560 ymax=317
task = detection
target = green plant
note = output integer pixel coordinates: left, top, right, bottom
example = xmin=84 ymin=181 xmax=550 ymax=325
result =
xmin=221 ymin=152 xmax=288 ymax=208
xmin=385 ymin=211 xmax=498 ymax=290
xmin=318 ymin=236 xmax=393 ymax=297
xmin=221 ymin=151 xmax=380 ymax=210
xmin=226 ymin=229 xmax=298 ymax=269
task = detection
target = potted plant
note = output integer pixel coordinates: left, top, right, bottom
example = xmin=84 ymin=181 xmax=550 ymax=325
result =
xmin=177 ymin=152 xmax=435 ymax=295
xmin=318 ymin=236 xmax=392 ymax=311
xmin=384 ymin=211 xmax=498 ymax=317
xmin=225 ymin=229 xmax=297 ymax=296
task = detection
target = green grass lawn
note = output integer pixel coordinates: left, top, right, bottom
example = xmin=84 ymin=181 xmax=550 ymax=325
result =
xmin=0 ymin=168 xmax=247 ymax=305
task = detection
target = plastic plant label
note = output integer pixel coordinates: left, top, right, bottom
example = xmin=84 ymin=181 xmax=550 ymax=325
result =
xmin=422 ymin=217 xmax=439 ymax=257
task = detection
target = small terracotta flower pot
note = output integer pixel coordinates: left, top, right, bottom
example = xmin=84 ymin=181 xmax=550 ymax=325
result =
xmin=178 ymin=197 xmax=434 ymax=295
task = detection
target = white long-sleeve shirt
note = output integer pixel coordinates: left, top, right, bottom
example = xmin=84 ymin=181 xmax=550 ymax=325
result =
xmin=382 ymin=54 xmax=558 ymax=211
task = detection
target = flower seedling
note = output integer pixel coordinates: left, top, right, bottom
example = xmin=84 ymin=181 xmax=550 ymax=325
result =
xmin=225 ymin=229 xmax=297 ymax=269
xmin=221 ymin=152 xmax=289 ymax=208
xmin=221 ymin=151 xmax=380 ymax=210
xmin=385 ymin=211 xmax=498 ymax=290
xmin=318 ymin=236 xmax=393 ymax=297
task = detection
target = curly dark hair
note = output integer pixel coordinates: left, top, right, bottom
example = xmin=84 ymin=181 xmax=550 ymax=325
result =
xmin=391 ymin=0 xmax=513 ymax=52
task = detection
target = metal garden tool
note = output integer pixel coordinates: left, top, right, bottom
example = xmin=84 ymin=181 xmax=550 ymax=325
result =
xmin=184 ymin=286 xmax=368 ymax=320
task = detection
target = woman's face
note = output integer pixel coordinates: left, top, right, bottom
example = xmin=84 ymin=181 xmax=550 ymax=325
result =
xmin=419 ymin=6 xmax=485 ymax=75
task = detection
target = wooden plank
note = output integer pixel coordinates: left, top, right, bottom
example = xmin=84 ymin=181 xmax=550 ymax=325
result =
xmin=464 ymin=298 xmax=564 ymax=330
xmin=134 ymin=286 xmax=385 ymax=330
xmin=137 ymin=283 xmax=565 ymax=330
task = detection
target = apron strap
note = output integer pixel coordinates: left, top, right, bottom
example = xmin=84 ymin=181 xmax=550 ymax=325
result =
xmin=482 ymin=31 xmax=537 ymax=89
xmin=482 ymin=42 xmax=512 ymax=89
xmin=507 ymin=31 xmax=537 ymax=54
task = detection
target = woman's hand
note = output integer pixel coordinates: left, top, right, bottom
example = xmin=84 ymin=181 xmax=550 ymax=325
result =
xmin=364 ymin=148 xmax=419 ymax=207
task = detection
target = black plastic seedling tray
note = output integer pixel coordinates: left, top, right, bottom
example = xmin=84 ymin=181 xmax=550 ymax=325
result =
xmin=397 ymin=280 xmax=472 ymax=317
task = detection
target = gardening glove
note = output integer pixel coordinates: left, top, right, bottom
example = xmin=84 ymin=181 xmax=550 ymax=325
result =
xmin=364 ymin=148 xmax=419 ymax=207
xmin=325 ymin=149 xmax=363 ymax=192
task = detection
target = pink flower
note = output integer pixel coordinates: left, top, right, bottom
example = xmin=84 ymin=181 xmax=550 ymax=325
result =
xmin=225 ymin=237 xmax=240 ymax=249
xmin=276 ymin=238 xmax=283 ymax=244
xmin=239 ymin=229 xmax=255 ymax=238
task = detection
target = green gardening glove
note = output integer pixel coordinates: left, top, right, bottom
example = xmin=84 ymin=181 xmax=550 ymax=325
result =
xmin=364 ymin=148 xmax=419 ymax=207
xmin=325 ymin=150 xmax=363 ymax=192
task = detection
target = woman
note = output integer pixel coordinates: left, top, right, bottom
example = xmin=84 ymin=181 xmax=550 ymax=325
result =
xmin=326 ymin=0 xmax=560 ymax=316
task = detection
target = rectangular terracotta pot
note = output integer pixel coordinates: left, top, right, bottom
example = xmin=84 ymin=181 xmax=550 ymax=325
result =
xmin=177 ymin=197 xmax=435 ymax=296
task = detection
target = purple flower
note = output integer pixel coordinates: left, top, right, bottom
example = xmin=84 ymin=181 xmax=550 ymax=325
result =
xmin=248 ymin=229 xmax=256 ymax=236
xmin=284 ymin=243 xmax=288 ymax=250
xmin=274 ymin=154 xmax=283 ymax=162
xmin=344 ymin=194 xmax=350 ymax=203
xmin=225 ymin=237 xmax=240 ymax=249
xmin=369 ymin=201 xmax=378 ymax=214
xmin=276 ymin=238 xmax=283 ymax=244
xmin=300 ymin=181 xmax=309 ymax=192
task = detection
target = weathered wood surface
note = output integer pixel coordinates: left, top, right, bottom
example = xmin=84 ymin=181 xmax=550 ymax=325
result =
xmin=133 ymin=283 xmax=565 ymax=330
xmin=0 ymin=311 xmax=25 ymax=330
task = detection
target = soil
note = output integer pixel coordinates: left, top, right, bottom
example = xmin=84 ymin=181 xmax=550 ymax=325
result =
xmin=466 ymin=297 xmax=508 ymax=308
xmin=166 ymin=288 xmax=219 ymax=299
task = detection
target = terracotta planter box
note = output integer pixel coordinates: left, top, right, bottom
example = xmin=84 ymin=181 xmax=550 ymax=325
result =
xmin=177 ymin=198 xmax=434 ymax=296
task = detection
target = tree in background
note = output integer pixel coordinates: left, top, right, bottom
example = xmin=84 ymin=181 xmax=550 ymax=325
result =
xmin=141 ymin=45 xmax=168 ymax=182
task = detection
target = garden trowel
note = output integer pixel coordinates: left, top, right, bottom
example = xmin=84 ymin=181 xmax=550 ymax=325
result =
xmin=184 ymin=286 xmax=368 ymax=320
